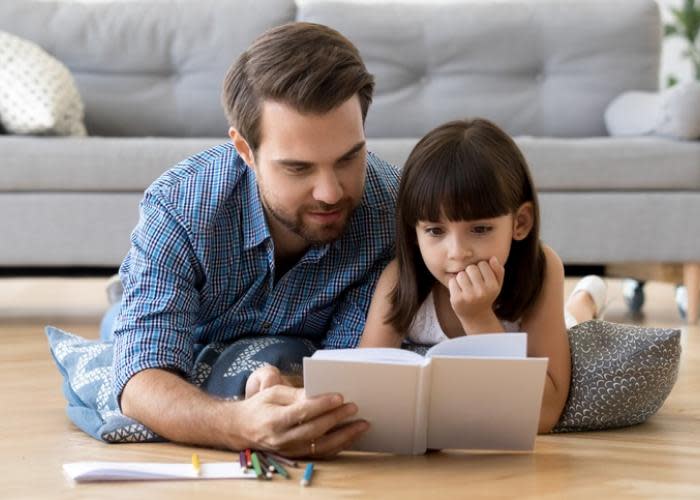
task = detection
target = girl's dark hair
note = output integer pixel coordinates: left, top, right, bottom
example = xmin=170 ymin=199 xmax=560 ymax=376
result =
xmin=388 ymin=118 xmax=546 ymax=333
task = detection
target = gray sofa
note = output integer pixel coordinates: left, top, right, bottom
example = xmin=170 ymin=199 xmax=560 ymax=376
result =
xmin=1 ymin=0 xmax=699 ymax=321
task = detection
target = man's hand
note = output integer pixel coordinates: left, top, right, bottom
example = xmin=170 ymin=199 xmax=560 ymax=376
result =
xmin=231 ymin=385 xmax=369 ymax=458
xmin=448 ymin=256 xmax=505 ymax=329
xmin=121 ymin=368 xmax=368 ymax=459
xmin=245 ymin=365 xmax=288 ymax=398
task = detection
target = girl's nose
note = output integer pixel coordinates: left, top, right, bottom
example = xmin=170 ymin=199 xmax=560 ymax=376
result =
xmin=447 ymin=235 xmax=472 ymax=261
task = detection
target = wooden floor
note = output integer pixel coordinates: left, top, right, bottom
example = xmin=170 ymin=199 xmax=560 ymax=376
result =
xmin=1 ymin=278 xmax=698 ymax=499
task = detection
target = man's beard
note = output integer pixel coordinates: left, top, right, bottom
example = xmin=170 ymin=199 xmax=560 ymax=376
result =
xmin=263 ymin=197 xmax=356 ymax=246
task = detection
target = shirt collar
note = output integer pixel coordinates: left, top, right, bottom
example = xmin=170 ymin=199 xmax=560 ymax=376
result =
xmin=241 ymin=166 xmax=271 ymax=251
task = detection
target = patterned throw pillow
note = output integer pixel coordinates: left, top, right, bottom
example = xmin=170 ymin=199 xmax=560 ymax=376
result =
xmin=46 ymin=326 xmax=318 ymax=443
xmin=0 ymin=31 xmax=86 ymax=135
xmin=552 ymin=320 xmax=681 ymax=432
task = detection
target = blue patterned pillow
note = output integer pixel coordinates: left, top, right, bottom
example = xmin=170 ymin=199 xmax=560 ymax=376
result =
xmin=46 ymin=326 xmax=317 ymax=443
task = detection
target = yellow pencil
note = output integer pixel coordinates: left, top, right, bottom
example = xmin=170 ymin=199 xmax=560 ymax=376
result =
xmin=191 ymin=453 xmax=201 ymax=476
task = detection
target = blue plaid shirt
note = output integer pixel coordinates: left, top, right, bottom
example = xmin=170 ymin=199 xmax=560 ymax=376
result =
xmin=113 ymin=142 xmax=399 ymax=399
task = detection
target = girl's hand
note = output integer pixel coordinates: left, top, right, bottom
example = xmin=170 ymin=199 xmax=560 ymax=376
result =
xmin=448 ymin=256 xmax=505 ymax=323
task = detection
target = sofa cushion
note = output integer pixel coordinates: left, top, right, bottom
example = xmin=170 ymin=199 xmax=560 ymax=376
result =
xmin=0 ymin=137 xmax=224 ymax=191
xmin=0 ymin=0 xmax=296 ymax=137
xmin=0 ymin=31 xmax=86 ymax=136
xmin=367 ymin=137 xmax=700 ymax=191
xmin=3 ymin=136 xmax=700 ymax=193
xmin=299 ymin=0 xmax=661 ymax=139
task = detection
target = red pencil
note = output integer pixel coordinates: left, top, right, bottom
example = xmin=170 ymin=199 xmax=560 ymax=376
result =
xmin=245 ymin=448 xmax=252 ymax=468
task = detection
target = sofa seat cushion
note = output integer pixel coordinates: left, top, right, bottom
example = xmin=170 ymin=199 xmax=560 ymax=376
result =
xmin=367 ymin=136 xmax=700 ymax=191
xmin=0 ymin=136 xmax=224 ymax=191
xmin=3 ymin=136 xmax=699 ymax=193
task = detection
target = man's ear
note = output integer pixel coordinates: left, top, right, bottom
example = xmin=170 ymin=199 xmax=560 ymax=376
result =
xmin=512 ymin=202 xmax=534 ymax=241
xmin=228 ymin=126 xmax=256 ymax=169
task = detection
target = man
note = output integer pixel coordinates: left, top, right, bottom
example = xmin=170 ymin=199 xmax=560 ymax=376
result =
xmin=111 ymin=22 xmax=399 ymax=457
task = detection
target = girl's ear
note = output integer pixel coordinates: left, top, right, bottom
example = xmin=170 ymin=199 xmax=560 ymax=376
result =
xmin=512 ymin=202 xmax=534 ymax=241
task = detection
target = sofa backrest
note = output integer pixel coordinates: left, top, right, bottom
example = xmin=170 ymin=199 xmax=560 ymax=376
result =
xmin=0 ymin=0 xmax=660 ymax=139
xmin=299 ymin=0 xmax=662 ymax=138
xmin=0 ymin=0 xmax=296 ymax=137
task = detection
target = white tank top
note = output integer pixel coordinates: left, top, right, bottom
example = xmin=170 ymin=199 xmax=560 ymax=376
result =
xmin=406 ymin=291 xmax=521 ymax=345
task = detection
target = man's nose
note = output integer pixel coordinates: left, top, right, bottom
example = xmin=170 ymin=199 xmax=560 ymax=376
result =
xmin=313 ymin=169 xmax=343 ymax=206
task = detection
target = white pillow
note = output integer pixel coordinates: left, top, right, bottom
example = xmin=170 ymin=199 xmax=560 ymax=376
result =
xmin=604 ymin=82 xmax=700 ymax=140
xmin=0 ymin=31 xmax=86 ymax=136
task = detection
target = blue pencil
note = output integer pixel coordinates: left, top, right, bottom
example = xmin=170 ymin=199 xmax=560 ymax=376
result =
xmin=300 ymin=462 xmax=314 ymax=487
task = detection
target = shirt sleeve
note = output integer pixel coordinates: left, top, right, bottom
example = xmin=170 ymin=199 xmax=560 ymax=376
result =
xmin=112 ymin=189 xmax=203 ymax=405
xmin=322 ymin=250 xmax=392 ymax=349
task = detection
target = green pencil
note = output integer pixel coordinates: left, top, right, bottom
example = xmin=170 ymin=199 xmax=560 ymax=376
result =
xmin=251 ymin=451 xmax=264 ymax=479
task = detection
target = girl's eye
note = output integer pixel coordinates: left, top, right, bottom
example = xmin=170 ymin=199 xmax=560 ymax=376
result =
xmin=425 ymin=227 xmax=444 ymax=236
xmin=472 ymin=225 xmax=492 ymax=234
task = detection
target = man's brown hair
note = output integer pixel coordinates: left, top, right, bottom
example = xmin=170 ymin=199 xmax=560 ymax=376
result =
xmin=222 ymin=22 xmax=375 ymax=151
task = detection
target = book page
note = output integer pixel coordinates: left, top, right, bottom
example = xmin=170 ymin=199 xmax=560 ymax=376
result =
xmin=304 ymin=358 xmax=424 ymax=454
xmin=309 ymin=347 xmax=424 ymax=365
xmin=426 ymin=357 xmax=548 ymax=451
xmin=425 ymin=333 xmax=527 ymax=358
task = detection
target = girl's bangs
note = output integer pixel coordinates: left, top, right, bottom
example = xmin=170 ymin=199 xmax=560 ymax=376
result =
xmin=404 ymin=152 xmax=512 ymax=224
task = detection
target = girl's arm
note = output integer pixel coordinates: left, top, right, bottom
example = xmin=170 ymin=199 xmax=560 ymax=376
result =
xmin=520 ymin=244 xmax=571 ymax=434
xmin=358 ymin=260 xmax=404 ymax=348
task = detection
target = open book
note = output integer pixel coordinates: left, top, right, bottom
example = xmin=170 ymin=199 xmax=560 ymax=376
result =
xmin=304 ymin=333 xmax=548 ymax=455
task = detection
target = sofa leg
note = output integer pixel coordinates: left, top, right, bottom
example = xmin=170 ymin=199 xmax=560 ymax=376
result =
xmin=684 ymin=262 xmax=700 ymax=324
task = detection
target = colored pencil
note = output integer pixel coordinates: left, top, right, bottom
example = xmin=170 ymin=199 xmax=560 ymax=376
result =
xmin=191 ymin=453 xmax=201 ymax=476
xmin=300 ymin=462 xmax=314 ymax=487
xmin=263 ymin=454 xmax=290 ymax=479
xmin=251 ymin=451 xmax=263 ymax=479
xmin=245 ymin=448 xmax=253 ymax=468
xmin=265 ymin=452 xmax=299 ymax=468
xmin=239 ymin=451 xmax=247 ymax=472
xmin=256 ymin=453 xmax=274 ymax=479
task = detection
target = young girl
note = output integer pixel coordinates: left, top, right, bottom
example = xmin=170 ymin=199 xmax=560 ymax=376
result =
xmin=359 ymin=118 xmax=607 ymax=433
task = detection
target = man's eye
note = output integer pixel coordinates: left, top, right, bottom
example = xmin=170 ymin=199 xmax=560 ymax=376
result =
xmin=287 ymin=165 xmax=309 ymax=174
xmin=337 ymin=154 xmax=359 ymax=166
xmin=473 ymin=225 xmax=492 ymax=234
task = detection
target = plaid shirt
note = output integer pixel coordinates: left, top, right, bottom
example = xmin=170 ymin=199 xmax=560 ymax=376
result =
xmin=113 ymin=142 xmax=399 ymax=399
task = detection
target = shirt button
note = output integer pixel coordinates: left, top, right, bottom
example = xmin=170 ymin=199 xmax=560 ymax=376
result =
xmin=262 ymin=322 xmax=271 ymax=330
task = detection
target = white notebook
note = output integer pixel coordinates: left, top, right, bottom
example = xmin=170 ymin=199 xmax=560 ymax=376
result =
xmin=304 ymin=333 xmax=548 ymax=455
xmin=63 ymin=461 xmax=257 ymax=482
